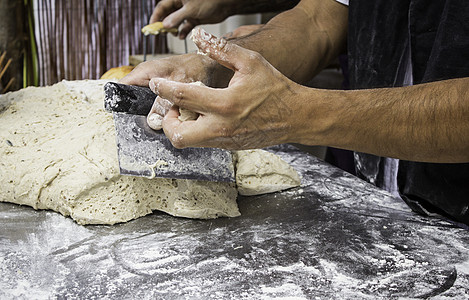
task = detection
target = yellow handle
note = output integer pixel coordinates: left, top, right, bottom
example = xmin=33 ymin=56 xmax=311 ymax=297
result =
xmin=141 ymin=22 xmax=178 ymax=36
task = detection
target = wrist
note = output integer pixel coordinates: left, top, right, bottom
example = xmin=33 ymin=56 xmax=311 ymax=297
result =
xmin=290 ymin=87 xmax=346 ymax=147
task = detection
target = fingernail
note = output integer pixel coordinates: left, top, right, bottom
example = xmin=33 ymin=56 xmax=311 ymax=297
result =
xmin=161 ymin=16 xmax=170 ymax=27
xmin=148 ymin=113 xmax=163 ymax=130
xmin=149 ymin=79 xmax=157 ymax=92
xmin=162 ymin=98 xmax=172 ymax=108
xmin=150 ymin=78 xmax=169 ymax=94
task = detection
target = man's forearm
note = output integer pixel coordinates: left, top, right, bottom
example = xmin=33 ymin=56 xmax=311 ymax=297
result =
xmin=295 ymin=77 xmax=469 ymax=163
xmin=225 ymin=0 xmax=348 ymax=84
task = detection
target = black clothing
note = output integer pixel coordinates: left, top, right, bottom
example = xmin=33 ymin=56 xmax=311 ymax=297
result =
xmin=347 ymin=0 xmax=469 ymax=225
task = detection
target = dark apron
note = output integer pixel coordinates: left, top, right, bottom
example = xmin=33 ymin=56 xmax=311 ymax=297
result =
xmin=347 ymin=0 xmax=469 ymax=225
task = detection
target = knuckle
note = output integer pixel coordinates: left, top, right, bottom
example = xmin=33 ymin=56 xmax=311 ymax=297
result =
xmin=219 ymin=126 xmax=236 ymax=138
xmin=248 ymin=51 xmax=263 ymax=62
xmin=155 ymin=1 xmax=166 ymax=10
xmin=171 ymin=133 xmax=185 ymax=148
xmin=170 ymin=86 xmax=186 ymax=105
xmin=215 ymin=99 xmax=239 ymax=116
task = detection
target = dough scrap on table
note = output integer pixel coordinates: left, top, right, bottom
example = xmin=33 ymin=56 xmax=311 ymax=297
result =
xmin=0 ymin=80 xmax=301 ymax=225
xmin=234 ymin=149 xmax=301 ymax=196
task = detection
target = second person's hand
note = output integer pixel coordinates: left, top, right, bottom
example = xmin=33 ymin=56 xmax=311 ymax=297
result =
xmin=119 ymin=52 xmax=232 ymax=88
xmin=150 ymin=0 xmax=235 ymax=39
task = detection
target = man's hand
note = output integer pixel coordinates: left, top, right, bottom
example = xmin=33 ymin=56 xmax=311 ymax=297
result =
xmin=119 ymin=52 xmax=232 ymax=88
xmin=120 ymin=51 xmax=234 ymax=130
xmin=150 ymin=0 xmax=234 ymax=39
xmin=149 ymin=0 xmax=300 ymax=39
xmin=150 ymin=28 xmax=304 ymax=149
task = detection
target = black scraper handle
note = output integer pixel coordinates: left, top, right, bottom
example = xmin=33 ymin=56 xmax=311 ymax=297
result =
xmin=104 ymin=82 xmax=156 ymax=115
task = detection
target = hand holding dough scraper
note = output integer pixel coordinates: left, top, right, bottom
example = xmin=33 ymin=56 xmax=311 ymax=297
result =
xmin=103 ymin=82 xmax=234 ymax=182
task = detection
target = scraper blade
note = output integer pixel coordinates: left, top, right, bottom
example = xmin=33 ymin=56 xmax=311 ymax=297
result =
xmin=104 ymin=82 xmax=235 ymax=182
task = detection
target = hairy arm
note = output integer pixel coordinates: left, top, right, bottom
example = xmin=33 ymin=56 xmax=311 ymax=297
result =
xmin=226 ymin=0 xmax=348 ymax=84
xmin=296 ymin=78 xmax=469 ymax=163
xmin=150 ymin=17 xmax=468 ymax=163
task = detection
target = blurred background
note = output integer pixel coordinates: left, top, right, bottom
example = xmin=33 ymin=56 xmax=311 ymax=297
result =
xmin=0 ymin=1 xmax=265 ymax=90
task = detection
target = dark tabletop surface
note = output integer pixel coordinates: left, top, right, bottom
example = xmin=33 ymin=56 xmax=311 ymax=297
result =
xmin=1 ymin=145 xmax=468 ymax=299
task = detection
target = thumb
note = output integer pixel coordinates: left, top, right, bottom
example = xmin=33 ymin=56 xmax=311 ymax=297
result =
xmin=163 ymin=6 xmax=189 ymax=29
xmin=190 ymin=27 xmax=258 ymax=73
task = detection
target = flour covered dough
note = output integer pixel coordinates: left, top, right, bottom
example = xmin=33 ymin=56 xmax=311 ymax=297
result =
xmin=0 ymin=80 xmax=301 ymax=225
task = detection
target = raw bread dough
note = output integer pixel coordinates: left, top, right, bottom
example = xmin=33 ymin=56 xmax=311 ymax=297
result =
xmin=0 ymin=80 xmax=301 ymax=225
xmin=0 ymin=80 xmax=238 ymax=224
xmin=234 ymin=150 xmax=301 ymax=196
xmin=178 ymin=108 xmax=198 ymax=122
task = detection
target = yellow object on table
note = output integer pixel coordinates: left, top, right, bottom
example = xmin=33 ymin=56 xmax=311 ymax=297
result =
xmin=100 ymin=66 xmax=134 ymax=80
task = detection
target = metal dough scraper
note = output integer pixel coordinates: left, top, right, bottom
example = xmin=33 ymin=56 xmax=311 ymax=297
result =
xmin=103 ymin=82 xmax=235 ymax=182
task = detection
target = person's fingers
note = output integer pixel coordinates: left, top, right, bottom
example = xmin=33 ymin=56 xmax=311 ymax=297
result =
xmin=146 ymin=86 xmax=174 ymax=131
xmin=157 ymin=97 xmax=173 ymax=115
xmin=149 ymin=77 xmax=218 ymax=114
xmin=150 ymin=0 xmax=181 ymax=24
xmin=147 ymin=96 xmax=173 ymax=130
xmin=162 ymin=108 xmax=219 ymax=148
xmin=149 ymin=7 xmax=161 ymax=24
xmin=119 ymin=61 xmax=159 ymax=86
xmin=178 ymin=20 xmax=197 ymax=40
xmin=119 ymin=67 xmax=149 ymax=86
xmin=162 ymin=5 xmax=190 ymax=30
xmin=190 ymin=27 xmax=261 ymax=73
xmin=161 ymin=106 xmax=185 ymax=147
xmin=147 ymin=113 xmax=164 ymax=130
xmin=147 ymin=95 xmax=172 ymax=116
